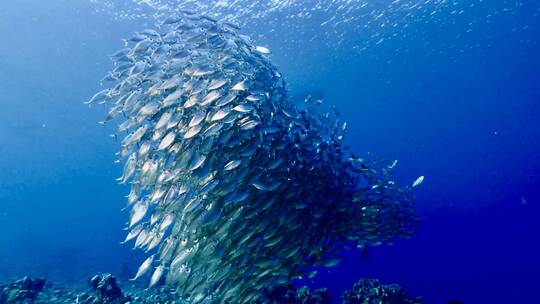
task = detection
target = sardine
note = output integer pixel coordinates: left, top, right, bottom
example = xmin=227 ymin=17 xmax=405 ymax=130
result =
xmin=131 ymin=255 xmax=154 ymax=281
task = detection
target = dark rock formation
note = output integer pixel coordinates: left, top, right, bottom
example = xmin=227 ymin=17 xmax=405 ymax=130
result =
xmin=257 ymin=284 xmax=332 ymax=304
xmin=297 ymin=286 xmax=332 ymax=304
xmin=86 ymin=274 xmax=129 ymax=304
xmin=0 ymin=277 xmax=46 ymax=304
xmin=341 ymin=278 xmax=422 ymax=304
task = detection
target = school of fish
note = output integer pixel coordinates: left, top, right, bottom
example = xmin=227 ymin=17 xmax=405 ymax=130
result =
xmin=87 ymin=11 xmax=420 ymax=303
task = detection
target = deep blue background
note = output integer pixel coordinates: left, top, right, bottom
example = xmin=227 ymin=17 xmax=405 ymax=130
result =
xmin=0 ymin=0 xmax=539 ymax=303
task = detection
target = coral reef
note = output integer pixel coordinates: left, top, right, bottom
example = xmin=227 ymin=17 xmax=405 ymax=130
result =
xmin=0 ymin=275 xmax=425 ymax=304
xmin=86 ymin=274 xmax=126 ymax=303
xmin=258 ymin=285 xmax=331 ymax=304
xmin=0 ymin=277 xmax=46 ymax=304
xmin=341 ymin=279 xmax=422 ymax=304
xmin=0 ymin=275 xmax=179 ymax=304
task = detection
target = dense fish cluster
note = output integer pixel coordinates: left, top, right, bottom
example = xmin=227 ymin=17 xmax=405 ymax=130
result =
xmin=88 ymin=12 xmax=419 ymax=303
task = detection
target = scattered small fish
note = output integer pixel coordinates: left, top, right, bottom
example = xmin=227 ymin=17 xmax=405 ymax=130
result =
xmin=255 ymin=46 xmax=271 ymax=54
xmin=412 ymin=176 xmax=424 ymax=188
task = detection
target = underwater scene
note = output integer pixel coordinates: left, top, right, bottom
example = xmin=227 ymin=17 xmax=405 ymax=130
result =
xmin=0 ymin=0 xmax=539 ymax=303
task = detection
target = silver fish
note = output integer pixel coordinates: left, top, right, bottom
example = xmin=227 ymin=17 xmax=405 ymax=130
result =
xmin=130 ymin=201 xmax=148 ymax=227
xmin=224 ymin=160 xmax=241 ymax=171
xmin=189 ymin=110 xmax=207 ymax=127
xmin=158 ymin=132 xmax=176 ymax=150
xmin=184 ymin=125 xmax=202 ymax=139
xmin=118 ymin=153 xmax=137 ymax=184
xmin=255 ymin=46 xmax=271 ymax=54
xmin=85 ymin=89 xmax=110 ymax=105
xmin=149 ymin=265 xmax=165 ymax=288
xmin=231 ymin=80 xmax=248 ymax=91
xmin=211 ymin=107 xmax=231 ymax=121
xmin=138 ymin=102 xmax=160 ymax=116
xmin=159 ymin=77 xmax=181 ymax=90
xmin=163 ymin=90 xmax=182 ymax=107
xmin=216 ymin=92 xmax=237 ymax=107
xmin=201 ymin=90 xmax=221 ymax=106
xmin=208 ymin=79 xmax=227 ymax=91
xmin=131 ymin=255 xmax=154 ymax=281
xmin=412 ymin=176 xmax=424 ymax=188
xmin=155 ymin=111 xmax=172 ymax=130
xmin=233 ymin=103 xmax=254 ymax=113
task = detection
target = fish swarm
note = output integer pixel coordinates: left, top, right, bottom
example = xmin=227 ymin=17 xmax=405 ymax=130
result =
xmin=89 ymin=12 xmax=419 ymax=304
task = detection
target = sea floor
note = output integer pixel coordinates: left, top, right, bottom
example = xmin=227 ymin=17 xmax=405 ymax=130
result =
xmin=0 ymin=276 xmax=179 ymax=304
xmin=0 ymin=274 xmax=424 ymax=304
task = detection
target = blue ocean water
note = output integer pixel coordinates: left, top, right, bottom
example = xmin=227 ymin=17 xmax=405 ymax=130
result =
xmin=0 ymin=0 xmax=539 ymax=303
